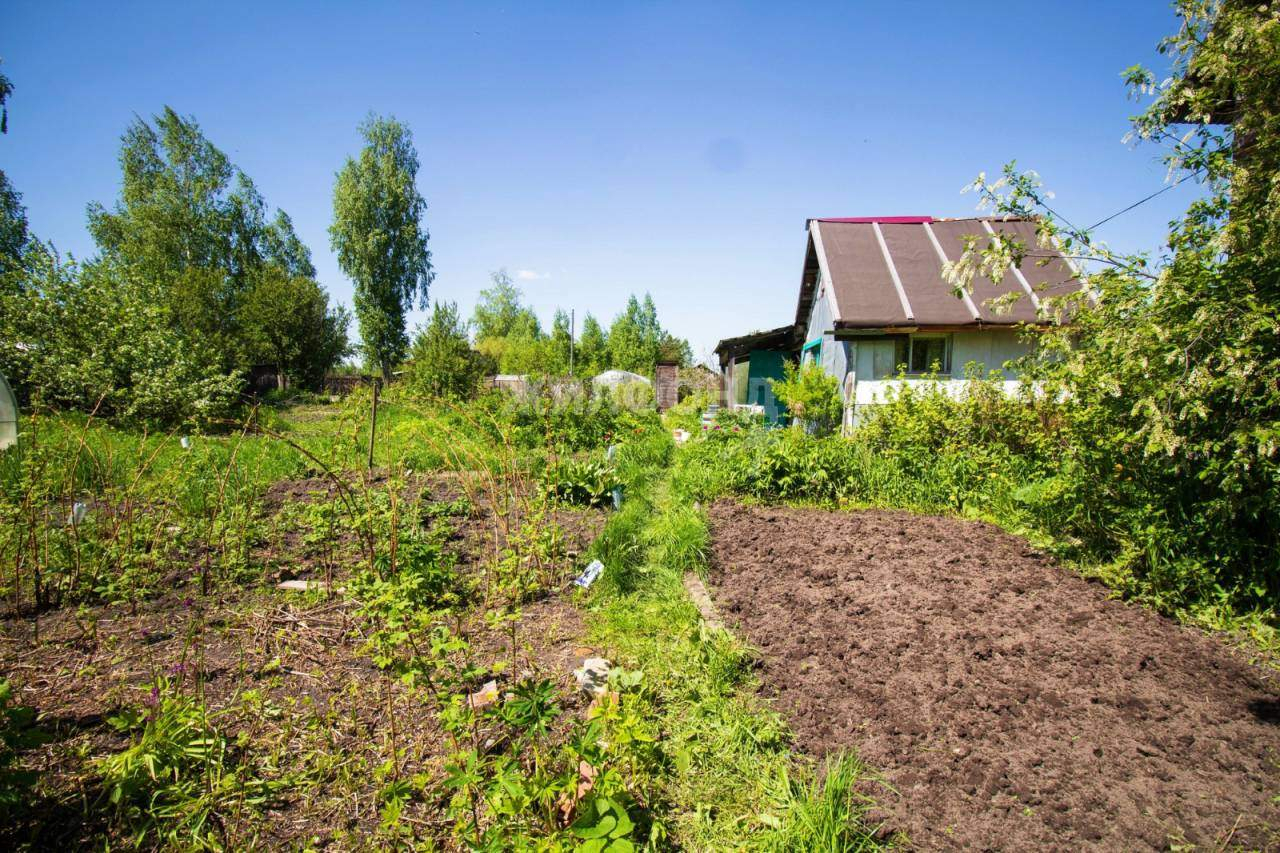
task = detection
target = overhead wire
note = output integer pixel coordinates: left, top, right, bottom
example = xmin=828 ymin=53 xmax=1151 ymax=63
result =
xmin=1084 ymin=168 xmax=1205 ymax=232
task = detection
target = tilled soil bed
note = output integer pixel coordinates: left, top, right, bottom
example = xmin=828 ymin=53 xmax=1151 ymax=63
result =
xmin=707 ymin=501 xmax=1280 ymax=850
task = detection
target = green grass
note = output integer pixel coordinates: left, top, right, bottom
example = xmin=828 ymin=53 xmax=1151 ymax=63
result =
xmin=3 ymin=410 xmax=311 ymax=498
xmin=760 ymin=754 xmax=888 ymax=851
xmin=1 ymin=394 xmax=494 ymax=496
xmin=585 ymin=430 xmax=891 ymax=850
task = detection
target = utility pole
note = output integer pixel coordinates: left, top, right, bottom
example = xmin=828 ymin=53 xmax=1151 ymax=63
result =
xmin=569 ymin=308 xmax=575 ymax=378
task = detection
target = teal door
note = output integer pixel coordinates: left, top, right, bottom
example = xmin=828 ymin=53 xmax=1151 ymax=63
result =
xmin=745 ymin=350 xmax=786 ymax=423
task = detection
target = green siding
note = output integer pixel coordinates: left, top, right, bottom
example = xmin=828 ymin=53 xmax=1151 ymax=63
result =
xmin=746 ymin=349 xmax=787 ymax=423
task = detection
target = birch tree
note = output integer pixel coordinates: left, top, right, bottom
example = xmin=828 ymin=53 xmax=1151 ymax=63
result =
xmin=330 ymin=114 xmax=433 ymax=377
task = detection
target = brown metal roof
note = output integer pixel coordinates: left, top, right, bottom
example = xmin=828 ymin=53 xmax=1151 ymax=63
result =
xmin=797 ymin=217 xmax=1083 ymax=329
xmin=713 ymin=325 xmax=799 ymax=361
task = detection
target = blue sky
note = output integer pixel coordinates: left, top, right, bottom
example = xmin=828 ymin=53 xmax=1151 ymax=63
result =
xmin=5 ymin=1 xmax=1194 ymax=361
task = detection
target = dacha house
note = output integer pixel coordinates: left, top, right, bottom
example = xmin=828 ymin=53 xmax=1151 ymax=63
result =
xmin=715 ymin=215 xmax=1085 ymax=425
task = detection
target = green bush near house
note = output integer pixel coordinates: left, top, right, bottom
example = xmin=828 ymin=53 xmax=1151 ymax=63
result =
xmin=769 ymin=361 xmax=842 ymax=435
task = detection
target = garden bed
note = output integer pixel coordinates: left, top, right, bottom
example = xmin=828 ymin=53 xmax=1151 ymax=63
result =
xmin=707 ymin=501 xmax=1280 ymax=850
xmin=1 ymin=473 xmax=605 ymax=848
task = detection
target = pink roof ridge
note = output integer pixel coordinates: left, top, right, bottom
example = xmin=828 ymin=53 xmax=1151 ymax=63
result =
xmin=810 ymin=215 xmax=1039 ymax=226
xmin=815 ymin=216 xmax=934 ymax=224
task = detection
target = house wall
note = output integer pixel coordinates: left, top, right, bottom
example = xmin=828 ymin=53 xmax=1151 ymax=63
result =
xmin=720 ymin=356 xmax=738 ymax=406
xmin=858 ymin=338 xmax=895 ymax=380
xmin=804 ymin=278 xmax=834 ymax=345
xmin=950 ymin=330 xmax=1028 ymax=378
xmin=798 ymin=273 xmax=1035 ymax=422
xmin=732 ymin=358 xmax=749 ymax=404
xmin=719 ymin=351 xmax=787 ymax=421
xmin=853 ymin=378 xmax=1027 ymax=407
xmin=803 ymin=275 xmax=855 ymax=398
xmin=844 ymin=329 xmax=1034 ymax=424
xmin=848 ymin=329 xmax=1028 ymax=381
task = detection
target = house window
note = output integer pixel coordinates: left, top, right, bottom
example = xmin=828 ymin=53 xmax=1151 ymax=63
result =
xmin=894 ymin=334 xmax=951 ymax=374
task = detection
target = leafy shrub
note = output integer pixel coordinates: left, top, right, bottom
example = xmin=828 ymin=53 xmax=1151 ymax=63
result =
xmin=417 ymin=493 xmax=473 ymax=526
xmin=498 ymin=386 xmax=627 ymax=451
xmin=1 ymin=250 xmax=242 ymax=427
xmin=711 ymin=407 xmax=766 ymax=432
xmin=857 ymin=366 xmax=1053 ymax=462
xmin=356 ymin=501 xmax=467 ymax=619
xmin=662 ymin=387 xmax=714 ymax=432
xmin=921 ymin=3 xmax=1280 ymax=626
xmin=544 ymin=457 xmax=617 ymax=507
xmin=404 ymin=301 xmax=493 ymax=401
xmin=611 ymin=421 xmax=673 ymax=497
xmin=770 ymin=362 xmax=842 ymax=435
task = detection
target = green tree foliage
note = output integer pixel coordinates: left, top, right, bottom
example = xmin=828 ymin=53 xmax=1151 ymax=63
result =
xmin=0 ymin=248 xmax=240 ymax=423
xmin=606 ymin=293 xmax=691 ymax=375
xmin=330 ymin=114 xmax=433 ymax=378
xmin=548 ymin=309 xmax=573 ymax=375
xmin=472 ymin=270 xmax=543 ymax=373
xmin=945 ymin=1 xmax=1280 ymax=616
xmin=0 ymin=61 xmax=22 ymax=274
xmin=469 ymin=279 xmax=688 ymax=377
xmin=88 ymin=108 xmax=273 ymax=301
xmin=576 ymin=314 xmax=609 ymax=375
xmin=658 ymin=332 xmax=694 ymax=367
xmin=0 ymin=171 xmax=27 ymax=275
xmin=260 ymin=210 xmax=317 ymax=279
xmin=2 ymin=107 xmax=347 ymax=421
xmin=241 ymin=266 xmax=351 ymax=390
xmin=606 ymin=295 xmax=660 ymax=374
xmin=0 ymin=58 xmax=11 ymax=134
xmin=472 ymin=269 xmax=542 ymax=341
xmin=85 ymin=107 xmax=339 ymax=378
xmin=406 ymin=301 xmax=493 ymax=399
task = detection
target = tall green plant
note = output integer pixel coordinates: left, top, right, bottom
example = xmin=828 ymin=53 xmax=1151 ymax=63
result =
xmin=330 ymin=114 xmax=433 ymax=378
xmin=770 ymin=361 xmax=842 ymax=435
xmin=0 ymin=249 xmax=241 ymax=424
xmin=0 ymin=170 xmax=27 ymax=275
xmin=87 ymin=107 xmax=315 ymax=375
xmin=947 ymin=0 xmax=1280 ymax=617
xmin=406 ymin=300 xmax=491 ymax=400
xmin=241 ymin=265 xmax=350 ymax=391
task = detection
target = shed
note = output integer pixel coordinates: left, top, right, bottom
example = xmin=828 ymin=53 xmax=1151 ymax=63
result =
xmin=713 ymin=326 xmax=799 ymax=424
xmin=715 ymin=214 xmax=1086 ymax=425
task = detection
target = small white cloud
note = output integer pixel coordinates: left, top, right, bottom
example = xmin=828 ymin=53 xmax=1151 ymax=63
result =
xmin=516 ymin=269 xmax=551 ymax=281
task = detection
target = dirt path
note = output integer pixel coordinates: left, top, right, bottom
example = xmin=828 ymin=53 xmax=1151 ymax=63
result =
xmin=707 ymin=501 xmax=1280 ymax=850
